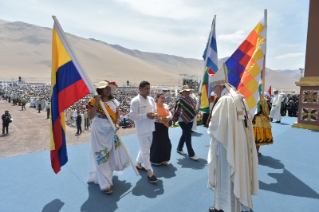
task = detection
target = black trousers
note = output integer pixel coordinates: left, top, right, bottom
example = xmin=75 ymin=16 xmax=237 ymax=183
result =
xmin=177 ymin=121 xmax=195 ymax=157
xmin=123 ymin=118 xmax=126 ymax=128
xmin=76 ymin=123 xmax=82 ymax=134
xmin=2 ymin=123 xmax=9 ymax=134
xmin=288 ymin=109 xmax=296 ymax=117
xmin=202 ymin=113 xmax=209 ymax=127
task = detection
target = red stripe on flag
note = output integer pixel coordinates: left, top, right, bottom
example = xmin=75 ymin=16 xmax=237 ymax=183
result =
xmin=51 ymin=117 xmax=63 ymax=174
xmin=208 ymin=68 xmax=216 ymax=77
xmin=205 ymin=83 xmax=209 ymax=96
xmin=268 ymin=86 xmax=271 ymax=95
xmin=58 ymin=79 xmax=90 ymax=113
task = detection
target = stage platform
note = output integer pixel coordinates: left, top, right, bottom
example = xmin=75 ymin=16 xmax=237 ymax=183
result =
xmin=0 ymin=116 xmax=318 ymax=212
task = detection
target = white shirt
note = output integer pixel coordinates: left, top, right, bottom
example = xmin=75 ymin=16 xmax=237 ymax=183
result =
xmin=129 ymin=94 xmax=156 ymax=136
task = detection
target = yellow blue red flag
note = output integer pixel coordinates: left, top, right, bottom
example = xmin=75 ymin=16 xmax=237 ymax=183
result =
xmin=50 ymin=17 xmax=94 ymax=173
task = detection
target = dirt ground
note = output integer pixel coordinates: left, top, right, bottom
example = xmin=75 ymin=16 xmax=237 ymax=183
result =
xmin=0 ymin=99 xmax=136 ymax=159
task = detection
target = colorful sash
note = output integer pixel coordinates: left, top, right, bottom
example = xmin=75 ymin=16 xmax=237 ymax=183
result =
xmin=86 ymin=98 xmax=117 ymax=124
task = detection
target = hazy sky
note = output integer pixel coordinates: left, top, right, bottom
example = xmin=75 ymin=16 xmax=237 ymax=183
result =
xmin=0 ymin=0 xmax=309 ymax=70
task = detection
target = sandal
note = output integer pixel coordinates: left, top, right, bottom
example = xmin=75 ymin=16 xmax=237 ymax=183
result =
xmin=105 ymin=187 xmax=113 ymax=194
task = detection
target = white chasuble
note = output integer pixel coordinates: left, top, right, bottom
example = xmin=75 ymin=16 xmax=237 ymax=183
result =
xmin=207 ymin=89 xmax=259 ymax=212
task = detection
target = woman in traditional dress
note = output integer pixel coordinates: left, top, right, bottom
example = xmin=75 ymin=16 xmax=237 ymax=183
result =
xmin=252 ymin=95 xmax=274 ymax=156
xmin=150 ymin=93 xmax=172 ymax=166
xmin=86 ymin=80 xmax=130 ymax=193
xmin=172 ymin=85 xmax=199 ymax=160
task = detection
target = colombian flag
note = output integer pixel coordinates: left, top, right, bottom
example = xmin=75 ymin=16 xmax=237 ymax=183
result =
xmin=50 ymin=17 xmax=94 ymax=174
xmin=200 ymin=16 xmax=218 ymax=114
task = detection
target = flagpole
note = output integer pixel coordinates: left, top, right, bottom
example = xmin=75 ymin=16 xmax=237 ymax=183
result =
xmin=52 ymin=16 xmax=139 ymax=176
xmin=262 ymin=9 xmax=267 ymax=94
xmin=196 ymin=15 xmax=216 ymax=110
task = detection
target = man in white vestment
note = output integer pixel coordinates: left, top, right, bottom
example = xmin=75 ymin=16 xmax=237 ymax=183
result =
xmin=129 ymin=81 xmax=158 ymax=183
xmin=207 ymin=63 xmax=259 ymax=212
xmin=269 ymin=90 xmax=283 ymax=123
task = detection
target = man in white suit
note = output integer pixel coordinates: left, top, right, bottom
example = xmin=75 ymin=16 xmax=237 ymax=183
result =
xmin=270 ymin=90 xmax=283 ymax=123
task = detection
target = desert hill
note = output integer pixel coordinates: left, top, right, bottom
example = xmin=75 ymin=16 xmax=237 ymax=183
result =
xmin=0 ymin=19 xmax=299 ymax=91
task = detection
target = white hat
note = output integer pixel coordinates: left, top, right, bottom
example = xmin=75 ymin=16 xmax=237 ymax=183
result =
xmin=96 ymin=80 xmax=118 ymax=93
xmin=179 ymin=85 xmax=193 ymax=93
xmin=209 ymin=62 xmax=229 ymax=86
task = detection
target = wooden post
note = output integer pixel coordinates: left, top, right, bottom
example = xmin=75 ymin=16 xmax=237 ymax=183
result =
xmin=262 ymin=9 xmax=267 ymax=94
xmin=292 ymin=0 xmax=319 ymax=131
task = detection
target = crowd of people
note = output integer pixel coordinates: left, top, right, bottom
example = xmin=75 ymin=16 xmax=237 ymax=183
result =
xmin=266 ymin=92 xmax=300 ymax=119
xmin=0 ymin=83 xmax=180 ymax=136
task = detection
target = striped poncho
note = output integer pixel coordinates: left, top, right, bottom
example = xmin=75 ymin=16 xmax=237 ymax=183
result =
xmin=173 ymin=96 xmax=196 ymax=124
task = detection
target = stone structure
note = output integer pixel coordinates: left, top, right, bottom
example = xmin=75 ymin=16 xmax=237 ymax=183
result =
xmin=292 ymin=0 xmax=319 ymax=131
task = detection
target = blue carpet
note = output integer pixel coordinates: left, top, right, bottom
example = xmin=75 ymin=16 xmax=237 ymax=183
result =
xmin=0 ymin=116 xmax=318 ymax=212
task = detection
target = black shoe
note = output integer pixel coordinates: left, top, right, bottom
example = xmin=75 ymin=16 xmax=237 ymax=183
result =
xmin=270 ymin=118 xmax=273 ymax=122
xmin=136 ymin=166 xmax=147 ymax=172
xmin=209 ymin=207 xmax=223 ymax=212
xmin=275 ymin=121 xmax=281 ymax=123
xmin=147 ymin=175 xmax=158 ymax=183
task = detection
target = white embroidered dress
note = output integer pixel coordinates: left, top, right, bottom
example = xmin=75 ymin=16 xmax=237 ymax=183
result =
xmin=87 ymin=99 xmax=130 ymax=190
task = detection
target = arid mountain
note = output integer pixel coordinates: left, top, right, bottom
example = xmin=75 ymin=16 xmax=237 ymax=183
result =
xmin=264 ymin=68 xmax=299 ymax=92
xmin=0 ymin=19 xmax=299 ymax=91
xmin=277 ymin=69 xmax=302 ymax=81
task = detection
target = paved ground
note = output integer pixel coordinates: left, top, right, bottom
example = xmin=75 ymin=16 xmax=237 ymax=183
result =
xmin=0 ymin=116 xmax=318 ymax=212
xmin=0 ymin=99 xmax=135 ymax=158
